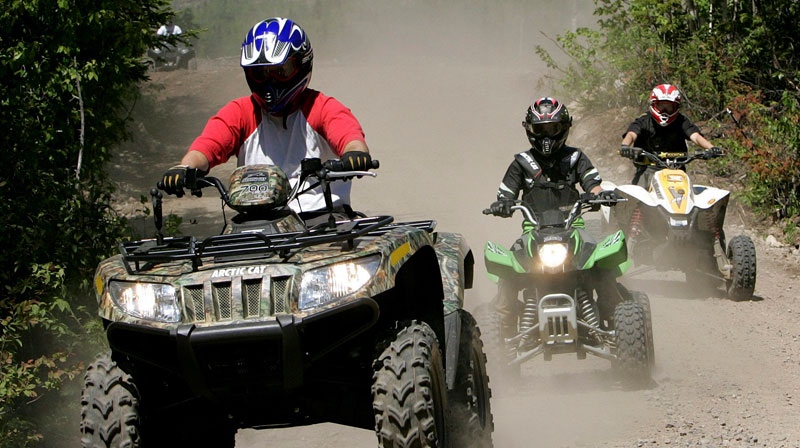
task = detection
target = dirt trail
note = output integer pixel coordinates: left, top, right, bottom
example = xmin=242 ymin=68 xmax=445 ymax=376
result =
xmin=101 ymin=55 xmax=800 ymax=448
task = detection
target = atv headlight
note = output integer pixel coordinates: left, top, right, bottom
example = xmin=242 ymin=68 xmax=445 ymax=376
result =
xmin=538 ymin=243 xmax=568 ymax=268
xmin=299 ymin=255 xmax=381 ymax=311
xmin=108 ymin=280 xmax=181 ymax=323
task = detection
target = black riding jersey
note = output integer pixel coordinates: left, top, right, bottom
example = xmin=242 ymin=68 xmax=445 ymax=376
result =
xmin=624 ymin=113 xmax=702 ymax=155
xmin=496 ymin=146 xmax=602 ymax=214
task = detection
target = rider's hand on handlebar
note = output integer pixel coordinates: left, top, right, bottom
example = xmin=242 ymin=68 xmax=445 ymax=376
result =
xmin=619 ymin=145 xmax=639 ymax=159
xmin=160 ymin=165 xmax=189 ymax=197
xmin=596 ymin=190 xmax=621 ymax=206
xmin=489 ymin=199 xmax=513 ymax=217
xmin=704 ymin=146 xmax=725 ymax=159
xmin=340 ymin=151 xmax=373 ymax=171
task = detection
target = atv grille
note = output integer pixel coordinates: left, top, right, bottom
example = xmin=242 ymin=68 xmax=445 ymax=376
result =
xmin=180 ymin=275 xmax=293 ymax=323
xmin=184 ymin=285 xmax=205 ymax=322
xmin=213 ymin=282 xmax=233 ymax=320
xmin=271 ymin=276 xmax=289 ymax=313
xmin=243 ymin=279 xmax=261 ymax=318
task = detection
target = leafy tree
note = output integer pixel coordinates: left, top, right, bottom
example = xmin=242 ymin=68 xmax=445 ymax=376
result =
xmin=0 ymin=0 xmax=179 ymax=444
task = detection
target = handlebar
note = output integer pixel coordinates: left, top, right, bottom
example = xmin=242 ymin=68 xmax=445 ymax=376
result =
xmin=624 ymin=147 xmax=724 ymax=169
xmin=481 ymin=205 xmax=539 ymax=224
xmin=150 ymin=157 xmax=380 ymax=243
xmin=323 ymin=158 xmax=380 ymax=172
xmin=483 ymin=194 xmax=627 ymax=227
xmin=157 ymin=157 xmax=380 ymax=199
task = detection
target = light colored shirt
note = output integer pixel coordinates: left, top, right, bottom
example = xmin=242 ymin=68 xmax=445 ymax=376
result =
xmin=188 ymin=89 xmax=366 ymax=213
xmin=157 ymin=24 xmax=182 ymax=36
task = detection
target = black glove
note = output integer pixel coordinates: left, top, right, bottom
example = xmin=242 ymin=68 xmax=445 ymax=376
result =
xmin=619 ymin=145 xmax=635 ymax=159
xmin=489 ymin=199 xmax=513 ymax=217
xmin=597 ymin=190 xmax=620 ymax=205
xmin=708 ymin=146 xmax=724 ymax=157
xmin=160 ymin=165 xmax=189 ymax=196
xmin=340 ymin=151 xmax=372 ymax=171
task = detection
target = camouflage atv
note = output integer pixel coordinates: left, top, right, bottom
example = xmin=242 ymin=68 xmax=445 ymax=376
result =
xmin=80 ymin=158 xmax=493 ymax=448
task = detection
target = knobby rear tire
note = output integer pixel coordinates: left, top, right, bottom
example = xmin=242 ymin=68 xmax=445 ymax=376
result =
xmin=449 ymin=311 xmax=494 ymax=448
xmin=613 ymin=301 xmax=651 ymax=389
xmin=372 ymin=321 xmax=450 ymax=448
xmin=726 ymin=235 xmax=757 ymax=301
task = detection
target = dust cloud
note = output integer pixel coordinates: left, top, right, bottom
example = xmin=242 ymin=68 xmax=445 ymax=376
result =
xmin=230 ymin=2 xmax=648 ymax=447
xmin=112 ymin=2 xmax=665 ymax=447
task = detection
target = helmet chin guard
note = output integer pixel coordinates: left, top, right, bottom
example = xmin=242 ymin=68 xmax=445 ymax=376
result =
xmin=648 ymin=84 xmax=682 ymax=127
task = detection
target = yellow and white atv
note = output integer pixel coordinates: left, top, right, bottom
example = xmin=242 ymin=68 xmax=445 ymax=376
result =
xmin=600 ymin=148 xmax=756 ymax=300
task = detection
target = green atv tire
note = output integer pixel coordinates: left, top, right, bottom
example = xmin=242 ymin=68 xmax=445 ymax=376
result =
xmin=629 ymin=291 xmax=655 ymax=370
xmin=613 ymin=301 xmax=651 ymax=388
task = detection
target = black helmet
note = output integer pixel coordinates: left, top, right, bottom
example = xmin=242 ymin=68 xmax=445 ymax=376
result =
xmin=523 ymin=97 xmax=572 ymax=157
xmin=240 ymin=18 xmax=313 ymax=114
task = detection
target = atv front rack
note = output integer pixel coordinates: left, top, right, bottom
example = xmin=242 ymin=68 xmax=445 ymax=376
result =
xmin=119 ymin=216 xmax=436 ymax=273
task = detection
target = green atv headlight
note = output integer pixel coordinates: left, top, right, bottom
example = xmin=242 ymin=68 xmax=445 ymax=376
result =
xmin=108 ymin=280 xmax=181 ymax=323
xmin=299 ymin=255 xmax=381 ymax=311
xmin=538 ymin=242 xmax=568 ymax=268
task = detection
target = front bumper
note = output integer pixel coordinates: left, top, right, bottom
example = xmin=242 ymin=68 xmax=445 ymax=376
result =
xmin=106 ymin=297 xmax=379 ymax=398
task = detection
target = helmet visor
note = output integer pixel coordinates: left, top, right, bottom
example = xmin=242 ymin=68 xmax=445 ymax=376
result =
xmin=653 ymin=100 xmax=678 ymax=115
xmin=526 ymin=121 xmax=566 ymax=138
xmin=246 ymin=59 xmax=298 ymax=83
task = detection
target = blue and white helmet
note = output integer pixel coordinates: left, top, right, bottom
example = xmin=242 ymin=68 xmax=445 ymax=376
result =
xmin=241 ymin=18 xmax=313 ymax=114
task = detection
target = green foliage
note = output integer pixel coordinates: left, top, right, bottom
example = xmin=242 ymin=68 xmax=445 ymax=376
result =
xmin=164 ymin=213 xmax=184 ymax=236
xmin=0 ymin=0 xmax=179 ymax=444
xmin=537 ymin=0 xmax=800 ymax=233
xmin=728 ymin=91 xmax=800 ymax=220
xmin=0 ymin=264 xmax=83 ymax=445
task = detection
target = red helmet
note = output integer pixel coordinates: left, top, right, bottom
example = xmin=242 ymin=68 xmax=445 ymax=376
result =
xmin=649 ymin=84 xmax=681 ymax=127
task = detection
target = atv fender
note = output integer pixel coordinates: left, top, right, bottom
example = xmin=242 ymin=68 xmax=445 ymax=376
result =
xmin=443 ymin=310 xmax=461 ymax=389
xmin=582 ymin=230 xmax=631 ymax=275
xmin=616 ymin=184 xmax=658 ymax=207
xmin=484 ymin=240 xmax=526 ymax=283
xmin=433 ymin=232 xmax=474 ymax=389
xmin=382 ymin=232 xmax=467 ymax=390
xmin=691 ymin=185 xmax=730 ymax=210
xmin=433 ymin=232 xmax=474 ymax=314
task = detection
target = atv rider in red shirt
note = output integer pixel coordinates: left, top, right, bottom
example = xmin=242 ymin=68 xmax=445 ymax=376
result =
xmin=160 ymin=17 xmax=372 ymax=225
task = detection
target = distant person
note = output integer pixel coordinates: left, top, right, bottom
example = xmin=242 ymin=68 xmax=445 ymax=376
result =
xmin=619 ymin=83 xmax=721 ymax=186
xmin=157 ymin=20 xmax=182 ymax=37
xmin=488 ymin=97 xmax=621 ymax=340
xmin=160 ymin=17 xmax=371 ymax=225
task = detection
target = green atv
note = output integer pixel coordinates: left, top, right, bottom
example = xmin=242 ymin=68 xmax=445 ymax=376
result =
xmin=480 ymin=195 xmax=655 ymax=388
xmin=80 ymin=158 xmax=493 ymax=447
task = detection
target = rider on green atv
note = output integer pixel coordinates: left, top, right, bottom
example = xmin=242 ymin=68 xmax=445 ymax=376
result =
xmin=488 ymin=97 xmax=623 ymax=339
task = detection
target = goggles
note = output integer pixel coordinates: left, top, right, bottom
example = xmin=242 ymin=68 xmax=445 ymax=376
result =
xmin=653 ymin=100 xmax=678 ymax=115
xmin=246 ymin=59 xmax=298 ymax=83
xmin=526 ymin=121 xmax=565 ymax=138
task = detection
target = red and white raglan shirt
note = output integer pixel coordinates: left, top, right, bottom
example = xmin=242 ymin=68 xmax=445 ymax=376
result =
xmin=188 ymin=89 xmax=367 ymax=213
